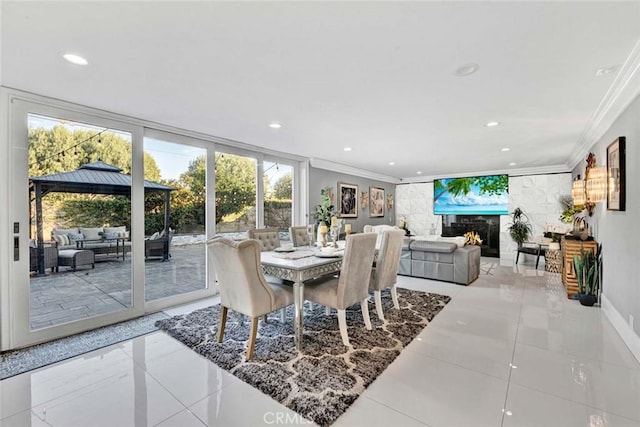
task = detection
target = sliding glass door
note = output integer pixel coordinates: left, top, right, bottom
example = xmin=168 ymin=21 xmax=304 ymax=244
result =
xmin=143 ymin=132 xmax=213 ymax=305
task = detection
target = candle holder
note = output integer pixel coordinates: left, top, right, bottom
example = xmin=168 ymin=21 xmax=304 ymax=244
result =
xmin=320 ymin=229 xmax=328 ymax=247
xmin=330 ymin=226 xmax=340 ymax=248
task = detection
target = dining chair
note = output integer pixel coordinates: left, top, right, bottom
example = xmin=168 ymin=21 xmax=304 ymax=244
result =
xmin=247 ymin=228 xmax=281 ymax=252
xmin=516 ymin=241 xmax=546 ymax=269
xmin=304 ymin=233 xmax=377 ymax=347
xmin=369 ymin=229 xmax=405 ymax=321
xmin=207 ymin=237 xmax=294 ymax=359
xmin=289 ymin=226 xmax=311 ymax=247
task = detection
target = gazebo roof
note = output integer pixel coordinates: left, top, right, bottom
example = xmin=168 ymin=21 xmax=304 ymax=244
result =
xmin=30 ymin=161 xmax=174 ymax=196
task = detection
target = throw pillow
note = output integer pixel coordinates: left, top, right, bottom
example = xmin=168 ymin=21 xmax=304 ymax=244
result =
xmin=149 ymin=232 xmax=160 ymax=240
xmin=67 ymin=232 xmax=84 ymax=243
xmin=104 ymin=232 xmax=119 ymax=240
xmin=53 ymin=234 xmax=70 ymax=246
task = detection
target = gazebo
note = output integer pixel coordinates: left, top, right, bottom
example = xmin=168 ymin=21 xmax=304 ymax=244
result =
xmin=30 ymin=161 xmax=175 ymax=274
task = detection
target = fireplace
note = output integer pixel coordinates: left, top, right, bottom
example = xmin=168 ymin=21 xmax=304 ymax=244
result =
xmin=441 ymin=215 xmax=500 ymax=257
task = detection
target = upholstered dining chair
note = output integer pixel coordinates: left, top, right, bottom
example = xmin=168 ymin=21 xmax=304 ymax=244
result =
xmin=289 ymin=226 xmax=312 ymax=247
xmin=207 ymin=237 xmax=294 ymax=360
xmin=247 ymin=228 xmax=281 ymax=252
xmin=369 ymin=229 xmax=405 ymax=321
xmin=304 ymin=233 xmax=378 ymax=347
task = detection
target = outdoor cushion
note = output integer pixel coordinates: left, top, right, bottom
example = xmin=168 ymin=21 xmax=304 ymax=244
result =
xmin=104 ymin=226 xmax=126 ymax=235
xmin=149 ymin=232 xmax=160 ymax=240
xmin=104 ymin=232 xmax=119 ymax=240
xmin=52 ymin=234 xmax=70 ymax=246
xmin=52 ymin=228 xmax=79 ymax=236
xmin=67 ymin=232 xmax=84 ymax=243
xmin=79 ymin=227 xmax=103 ymax=240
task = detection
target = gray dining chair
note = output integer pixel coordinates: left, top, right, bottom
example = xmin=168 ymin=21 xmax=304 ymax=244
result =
xmin=207 ymin=237 xmax=294 ymax=359
xmin=289 ymin=226 xmax=312 ymax=247
xmin=247 ymin=228 xmax=281 ymax=252
xmin=304 ymin=233 xmax=377 ymax=346
xmin=369 ymin=229 xmax=405 ymax=320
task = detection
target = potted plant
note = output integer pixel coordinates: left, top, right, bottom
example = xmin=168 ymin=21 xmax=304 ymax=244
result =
xmin=559 ymin=195 xmax=582 ymax=225
xmin=508 ymin=207 xmax=532 ymax=246
xmin=312 ymin=187 xmax=335 ymax=227
xmin=573 ymin=243 xmax=602 ymax=306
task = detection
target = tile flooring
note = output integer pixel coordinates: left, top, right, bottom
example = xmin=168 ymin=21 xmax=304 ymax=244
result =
xmin=2 ymin=259 xmax=640 ymax=426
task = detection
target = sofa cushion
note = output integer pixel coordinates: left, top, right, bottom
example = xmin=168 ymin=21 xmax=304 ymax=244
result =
xmin=437 ymin=236 xmax=466 ymax=248
xmin=52 ymin=228 xmax=79 ymax=237
xmin=67 ymin=232 xmax=84 ymax=243
xmin=409 ymin=240 xmax=457 ymax=253
xmin=104 ymin=226 xmax=126 ymax=234
xmin=79 ymin=227 xmax=103 ymax=240
xmin=52 ymin=234 xmax=70 ymax=246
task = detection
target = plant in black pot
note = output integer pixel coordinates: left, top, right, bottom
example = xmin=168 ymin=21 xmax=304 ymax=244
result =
xmin=573 ymin=243 xmax=602 ymax=306
xmin=508 ymin=207 xmax=532 ymax=246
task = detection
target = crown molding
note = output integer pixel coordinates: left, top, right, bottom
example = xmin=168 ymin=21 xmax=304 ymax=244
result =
xmin=310 ymin=158 xmax=401 ymax=184
xmin=399 ymin=164 xmax=570 ymax=184
xmin=567 ymin=38 xmax=640 ymax=170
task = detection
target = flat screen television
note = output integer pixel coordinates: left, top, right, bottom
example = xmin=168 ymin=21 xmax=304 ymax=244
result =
xmin=433 ymin=174 xmax=509 ymax=215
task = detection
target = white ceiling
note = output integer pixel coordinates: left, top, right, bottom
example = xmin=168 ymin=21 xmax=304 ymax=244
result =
xmin=2 ymin=1 xmax=640 ymax=182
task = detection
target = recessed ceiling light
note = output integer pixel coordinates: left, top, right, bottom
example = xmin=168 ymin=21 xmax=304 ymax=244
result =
xmin=343 ymin=147 xmax=352 ymax=152
xmin=595 ymin=66 xmax=617 ymax=77
xmin=389 ymin=162 xmax=395 ymax=166
xmin=416 ymin=171 xmax=422 ymax=175
xmin=485 ymin=121 xmax=500 ymax=127
xmin=63 ymin=53 xmax=88 ymax=66
xmin=509 ymin=162 xmax=517 ymax=166
xmin=454 ymin=63 xmax=479 ymax=76
xmin=501 ymin=147 xmax=510 ymax=152
xmin=268 ymin=122 xmax=282 ymax=129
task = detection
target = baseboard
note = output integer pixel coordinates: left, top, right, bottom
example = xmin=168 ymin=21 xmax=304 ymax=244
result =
xmin=601 ymin=293 xmax=640 ymax=364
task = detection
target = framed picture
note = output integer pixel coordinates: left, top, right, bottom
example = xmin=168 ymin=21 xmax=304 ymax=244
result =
xmin=607 ymin=136 xmax=626 ymax=211
xmin=386 ymin=194 xmax=394 ymax=210
xmin=361 ymin=191 xmax=369 ymax=209
xmin=338 ymin=182 xmax=358 ymax=217
xmin=369 ymin=186 xmax=385 ymax=217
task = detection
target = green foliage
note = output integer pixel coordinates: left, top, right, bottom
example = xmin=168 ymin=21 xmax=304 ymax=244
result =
xmin=573 ymin=244 xmax=602 ymax=296
xmin=264 ymin=200 xmax=292 ymax=229
xmin=214 ymin=153 xmax=256 ymax=225
xmin=508 ymin=207 xmax=532 ymax=245
xmin=61 ymin=196 xmax=131 ymax=229
xmin=433 ymin=175 xmax=508 ymax=202
xmin=312 ymin=187 xmax=335 ymax=226
xmin=559 ymin=194 xmax=583 ymax=224
xmin=272 ymin=173 xmax=292 ymax=200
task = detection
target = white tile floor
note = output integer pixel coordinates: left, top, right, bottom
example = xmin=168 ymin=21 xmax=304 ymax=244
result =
xmin=2 ymin=258 xmax=640 ymax=427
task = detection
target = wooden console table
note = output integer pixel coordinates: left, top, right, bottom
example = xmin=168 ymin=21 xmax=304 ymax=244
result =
xmin=561 ymin=237 xmax=597 ymax=298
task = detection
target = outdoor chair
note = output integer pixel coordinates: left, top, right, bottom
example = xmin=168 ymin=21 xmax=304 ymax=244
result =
xmin=207 ymin=237 xmax=294 ymax=360
xmin=29 ymin=244 xmax=59 ymax=273
xmin=247 ymin=228 xmax=281 ymax=251
xmin=145 ymin=228 xmax=174 ymax=261
xmin=369 ymin=229 xmax=405 ymax=321
xmin=304 ymin=233 xmax=377 ymax=347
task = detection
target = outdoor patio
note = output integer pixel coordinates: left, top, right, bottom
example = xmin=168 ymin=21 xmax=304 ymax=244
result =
xmin=29 ymin=243 xmax=206 ymax=330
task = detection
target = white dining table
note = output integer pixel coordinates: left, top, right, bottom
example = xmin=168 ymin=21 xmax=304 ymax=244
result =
xmin=260 ymin=246 xmax=343 ymax=350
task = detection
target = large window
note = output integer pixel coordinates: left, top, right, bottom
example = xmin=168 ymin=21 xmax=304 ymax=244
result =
xmin=263 ymin=161 xmax=293 ymax=235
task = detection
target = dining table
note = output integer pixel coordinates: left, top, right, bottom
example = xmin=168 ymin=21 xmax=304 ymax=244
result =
xmin=260 ymin=246 xmax=343 ymax=350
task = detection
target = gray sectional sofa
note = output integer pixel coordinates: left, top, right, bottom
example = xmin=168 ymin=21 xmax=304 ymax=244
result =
xmin=398 ymin=239 xmax=481 ymax=285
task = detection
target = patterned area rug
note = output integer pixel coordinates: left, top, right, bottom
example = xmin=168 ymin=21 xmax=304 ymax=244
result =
xmin=156 ymin=288 xmax=450 ymax=426
xmin=0 ymin=312 xmax=169 ymax=380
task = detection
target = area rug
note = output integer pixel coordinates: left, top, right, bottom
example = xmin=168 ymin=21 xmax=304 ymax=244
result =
xmin=0 ymin=312 xmax=169 ymax=380
xmin=156 ymin=288 xmax=450 ymax=426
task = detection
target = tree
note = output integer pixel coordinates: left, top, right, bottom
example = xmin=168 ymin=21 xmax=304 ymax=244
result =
xmin=214 ymin=153 xmax=256 ymax=224
xmin=272 ymin=173 xmax=292 ymax=200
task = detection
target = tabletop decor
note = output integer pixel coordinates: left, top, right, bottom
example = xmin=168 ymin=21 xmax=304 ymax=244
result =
xmin=156 ymin=288 xmax=451 ymax=427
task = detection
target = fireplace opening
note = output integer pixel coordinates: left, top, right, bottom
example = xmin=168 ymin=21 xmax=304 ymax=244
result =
xmin=441 ymin=215 xmax=500 ymax=257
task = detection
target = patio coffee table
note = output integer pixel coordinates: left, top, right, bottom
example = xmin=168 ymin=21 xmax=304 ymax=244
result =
xmin=58 ymin=249 xmax=95 ymax=271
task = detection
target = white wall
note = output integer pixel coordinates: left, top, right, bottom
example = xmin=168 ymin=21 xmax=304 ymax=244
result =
xmin=574 ymin=94 xmax=640 ymax=361
xmin=396 ymin=173 xmax=571 ymax=261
